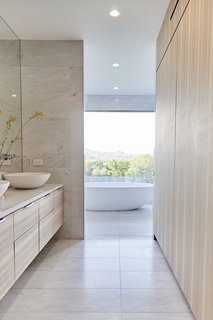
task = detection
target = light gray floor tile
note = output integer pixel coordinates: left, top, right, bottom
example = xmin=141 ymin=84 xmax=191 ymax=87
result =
xmin=119 ymin=238 xmax=157 ymax=248
xmin=120 ymin=247 xmax=164 ymax=258
xmin=0 ymin=313 xmax=122 ymax=320
xmin=14 ymin=270 xmax=120 ymax=289
xmin=0 ymin=289 xmax=42 ymax=313
xmin=121 ymin=288 xmax=190 ymax=313
xmin=120 ymin=258 xmax=171 ymax=272
xmin=45 ymin=247 xmax=120 ymax=259
xmin=53 ymin=257 xmax=120 ymax=272
xmin=32 ymin=289 xmax=121 ymax=312
xmin=121 ymin=272 xmax=179 ymax=288
xmin=122 ymin=313 xmax=195 ymax=320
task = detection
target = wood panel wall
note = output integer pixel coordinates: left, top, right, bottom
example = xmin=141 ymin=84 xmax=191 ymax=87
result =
xmin=155 ymin=0 xmax=213 ymax=319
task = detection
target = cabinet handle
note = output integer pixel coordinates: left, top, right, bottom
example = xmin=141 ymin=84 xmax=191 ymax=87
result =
xmin=0 ymin=217 xmax=6 ymax=223
xmin=25 ymin=202 xmax=34 ymax=208
xmin=170 ymin=0 xmax=180 ymax=20
xmin=44 ymin=193 xmax=51 ymax=197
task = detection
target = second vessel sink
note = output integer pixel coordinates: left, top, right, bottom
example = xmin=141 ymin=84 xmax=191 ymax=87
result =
xmin=4 ymin=172 xmax=51 ymax=189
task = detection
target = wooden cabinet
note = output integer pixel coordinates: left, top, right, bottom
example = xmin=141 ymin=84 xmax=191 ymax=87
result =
xmin=0 ymin=186 xmax=63 ymax=300
xmin=156 ymin=0 xmax=213 ymax=319
xmin=40 ymin=206 xmax=63 ymax=250
xmin=0 ymin=214 xmax=13 ymax=253
xmin=0 ymin=245 xmax=14 ymax=300
xmin=14 ymin=202 xmax=39 ymax=240
xmin=0 ymin=215 xmax=14 ymax=300
xmin=39 ymin=192 xmax=54 ymax=219
xmin=40 ymin=189 xmax=64 ymax=250
xmin=157 ymin=0 xmax=190 ymax=68
xmin=15 ymin=224 xmax=39 ymax=279
xmin=155 ymin=30 xmax=178 ymax=266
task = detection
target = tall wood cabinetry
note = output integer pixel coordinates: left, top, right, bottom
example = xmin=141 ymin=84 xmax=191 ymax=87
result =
xmin=155 ymin=0 xmax=213 ymax=319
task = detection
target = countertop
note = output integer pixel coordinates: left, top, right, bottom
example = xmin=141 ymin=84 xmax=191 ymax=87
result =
xmin=0 ymin=184 xmax=63 ymax=219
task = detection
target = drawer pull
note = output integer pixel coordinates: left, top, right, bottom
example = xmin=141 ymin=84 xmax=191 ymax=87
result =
xmin=0 ymin=217 xmax=6 ymax=223
xmin=44 ymin=193 xmax=51 ymax=198
xmin=25 ymin=203 xmax=34 ymax=208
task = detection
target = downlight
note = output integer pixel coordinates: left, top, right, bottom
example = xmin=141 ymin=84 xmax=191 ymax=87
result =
xmin=109 ymin=10 xmax=120 ymax=17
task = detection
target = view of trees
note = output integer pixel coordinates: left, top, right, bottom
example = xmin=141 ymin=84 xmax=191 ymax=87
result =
xmin=85 ymin=154 xmax=154 ymax=183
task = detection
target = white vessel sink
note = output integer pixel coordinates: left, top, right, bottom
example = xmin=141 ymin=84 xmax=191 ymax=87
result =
xmin=4 ymin=172 xmax=51 ymax=189
xmin=0 ymin=180 xmax=10 ymax=197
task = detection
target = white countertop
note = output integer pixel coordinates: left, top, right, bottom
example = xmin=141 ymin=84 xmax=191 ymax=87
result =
xmin=0 ymin=184 xmax=63 ymax=219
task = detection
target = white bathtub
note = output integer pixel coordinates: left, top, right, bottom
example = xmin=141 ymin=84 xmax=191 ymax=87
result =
xmin=85 ymin=182 xmax=153 ymax=211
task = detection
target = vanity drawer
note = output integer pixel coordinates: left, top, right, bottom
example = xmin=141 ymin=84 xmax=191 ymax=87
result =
xmin=54 ymin=188 xmax=63 ymax=208
xmin=15 ymin=224 xmax=39 ymax=280
xmin=39 ymin=192 xmax=54 ymax=220
xmin=40 ymin=207 xmax=63 ymax=250
xmin=0 ymin=244 xmax=14 ymax=300
xmin=0 ymin=214 xmax=13 ymax=254
xmin=14 ymin=202 xmax=39 ymax=240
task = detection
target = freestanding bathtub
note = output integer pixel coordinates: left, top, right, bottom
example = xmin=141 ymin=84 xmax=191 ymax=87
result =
xmin=85 ymin=182 xmax=153 ymax=211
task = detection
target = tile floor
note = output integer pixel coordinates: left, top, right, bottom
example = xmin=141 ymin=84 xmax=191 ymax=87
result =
xmin=0 ymin=206 xmax=195 ymax=319
xmin=85 ymin=206 xmax=153 ymax=238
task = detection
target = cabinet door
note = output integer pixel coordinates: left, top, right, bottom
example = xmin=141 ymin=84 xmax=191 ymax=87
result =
xmin=155 ymin=30 xmax=178 ymax=266
xmin=0 ymin=244 xmax=14 ymax=300
xmin=39 ymin=192 xmax=54 ymax=220
xmin=174 ymin=0 xmax=213 ymax=318
xmin=15 ymin=224 xmax=39 ymax=280
xmin=157 ymin=0 xmax=190 ymax=68
xmin=40 ymin=206 xmax=63 ymax=250
xmin=0 ymin=214 xmax=13 ymax=253
xmin=14 ymin=201 xmax=38 ymax=240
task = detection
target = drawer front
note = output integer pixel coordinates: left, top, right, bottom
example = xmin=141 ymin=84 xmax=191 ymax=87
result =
xmin=14 ymin=202 xmax=39 ymax=240
xmin=54 ymin=188 xmax=63 ymax=208
xmin=15 ymin=224 xmax=39 ymax=280
xmin=0 ymin=244 xmax=14 ymax=300
xmin=0 ymin=214 xmax=13 ymax=254
xmin=39 ymin=192 xmax=54 ymax=220
xmin=40 ymin=206 xmax=63 ymax=250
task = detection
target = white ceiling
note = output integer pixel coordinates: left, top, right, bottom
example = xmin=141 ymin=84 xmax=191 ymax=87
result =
xmin=0 ymin=0 xmax=169 ymax=95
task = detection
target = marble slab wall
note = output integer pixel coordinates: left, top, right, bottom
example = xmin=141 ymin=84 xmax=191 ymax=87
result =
xmin=21 ymin=40 xmax=84 ymax=238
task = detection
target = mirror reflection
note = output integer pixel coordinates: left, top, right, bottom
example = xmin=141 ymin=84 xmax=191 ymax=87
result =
xmin=0 ymin=16 xmax=22 ymax=173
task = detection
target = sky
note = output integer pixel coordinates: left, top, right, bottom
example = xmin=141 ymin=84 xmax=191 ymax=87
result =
xmin=84 ymin=112 xmax=155 ymax=155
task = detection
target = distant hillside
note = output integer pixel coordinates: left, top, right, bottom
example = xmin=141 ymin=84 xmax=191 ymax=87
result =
xmin=85 ymin=149 xmax=136 ymax=160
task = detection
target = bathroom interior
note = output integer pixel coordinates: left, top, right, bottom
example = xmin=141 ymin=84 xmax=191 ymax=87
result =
xmin=0 ymin=0 xmax=212 ymax=319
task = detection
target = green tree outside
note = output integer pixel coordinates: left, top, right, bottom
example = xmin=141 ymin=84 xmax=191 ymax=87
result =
xmin=85 ymin=154 xmax=154 ymax=183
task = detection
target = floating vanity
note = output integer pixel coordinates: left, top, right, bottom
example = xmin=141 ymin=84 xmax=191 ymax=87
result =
xmin=0 ymin=184 xmax=63 ymax=300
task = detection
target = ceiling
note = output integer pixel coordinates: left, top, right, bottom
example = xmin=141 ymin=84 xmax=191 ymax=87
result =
xmin=0 ymin=0 xmax=169 ymax=95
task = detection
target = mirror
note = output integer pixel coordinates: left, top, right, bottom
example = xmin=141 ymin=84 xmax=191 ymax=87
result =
xmin=0 ymin=17 xmax=22 ymax=173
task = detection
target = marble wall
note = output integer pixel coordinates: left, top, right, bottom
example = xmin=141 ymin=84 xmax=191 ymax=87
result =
xmin=21 ymin=40 xmax=84 ymax=238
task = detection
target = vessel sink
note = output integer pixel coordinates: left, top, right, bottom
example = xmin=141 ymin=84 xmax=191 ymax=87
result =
xmin=4 ymin=172 xmax=51 ymax=189
xmin=0 ymin=180 xmax=10 ymax=197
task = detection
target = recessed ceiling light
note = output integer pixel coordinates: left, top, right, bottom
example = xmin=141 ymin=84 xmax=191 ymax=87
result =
xmin=12 ymin=94 xmax=17 ymax=97
xmin=113 ymin=86 xmax=119 ymax=90
xmin=109 ymin=9 xmax=120 ymax=17
xmin=112 ymin=63 xmax=120 ymax=67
